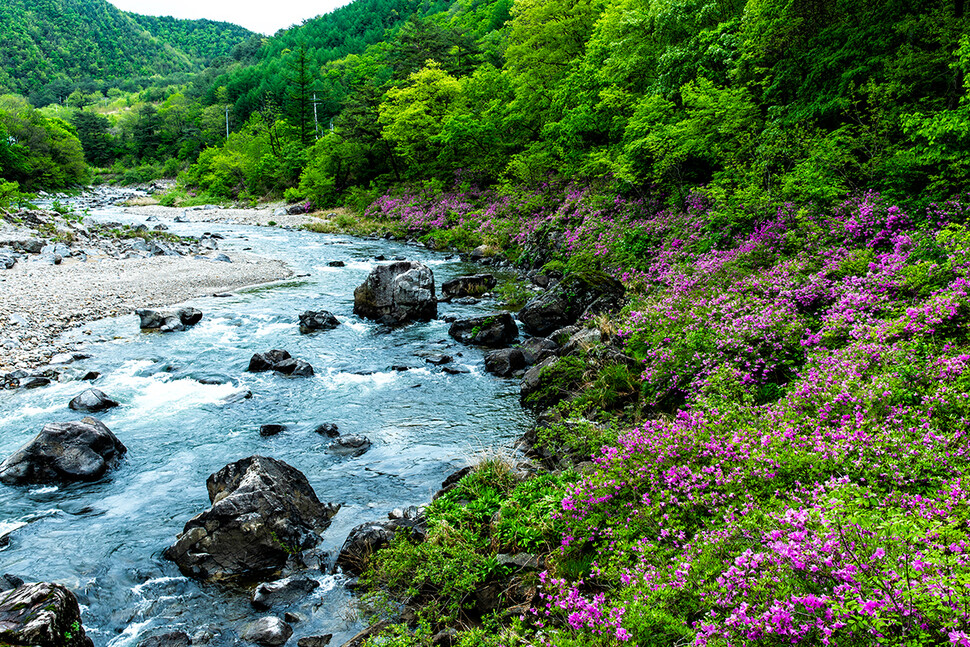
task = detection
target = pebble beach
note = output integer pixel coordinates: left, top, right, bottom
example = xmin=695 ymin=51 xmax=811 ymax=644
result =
xmin=0 ymin=199 xmax=312 ymax=374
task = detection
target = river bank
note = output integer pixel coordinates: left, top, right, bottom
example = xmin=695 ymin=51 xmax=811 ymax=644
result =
xmin=0 ymin=204 xmax=293 ymax=374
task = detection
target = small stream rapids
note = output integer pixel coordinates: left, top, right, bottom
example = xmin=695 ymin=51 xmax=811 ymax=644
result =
xmin=0 ymin=200 xmax=531 ymax=645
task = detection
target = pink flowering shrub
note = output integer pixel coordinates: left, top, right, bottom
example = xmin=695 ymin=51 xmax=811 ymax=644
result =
xmin=364 ymin=181 xmax=970 ymax=645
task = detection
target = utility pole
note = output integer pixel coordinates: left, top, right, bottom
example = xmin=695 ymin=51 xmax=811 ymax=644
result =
xmin=313 ymin=93 xmax=319 ymax=140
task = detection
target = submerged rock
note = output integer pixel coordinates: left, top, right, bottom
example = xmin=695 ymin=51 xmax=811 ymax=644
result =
xmin=242 ymin=617 xmax=292 ymax=646
xmin=0 ymin=417 xmax=127 ymax=485
xmin=298 ymin=311 xmax=340 ymax=334
xmin=136 ymin=308 xmax=203 ymax=333
xmin=326 ymin=435 xmax=371 ymax=457
xmin=248 ymin=351 xmax=314 ymax=377
xmin=353 ymin=261 xmax=437 ymax=324
xmin=251 ymin=575 xmax=320 ymax=610
xmin=68 ymin=388 xmax=119 ymax=413
xmin=0 ymin=582 xmax=93 ymax=647
xmin=164 ymin=456 xmax=339 ymax=581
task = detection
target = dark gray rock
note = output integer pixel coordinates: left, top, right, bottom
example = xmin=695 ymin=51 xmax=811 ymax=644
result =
xmin=20 ymin=376 xmax=51 ymax=389
xmin=313 ymin=424 xmax=339 ymax=438
xmin=298 ymin=311 xmax=340 ymax=334
xmin=242 ymin=617 xmax=292 ymax=646
xmin=251 ymin=575 xmax=320 ymax=610
xmin=248 ymin=351 xmax=314 ymax=377
xmin=150 ymin=241 xmax=181 ymax=257
xmin=518 ymin=272 xmax=624 ymax=336
xmin=213 ymin=254 xmax=232 ymax=263
xmin=259 ymin=424 xmax=287 ymax=437
xmin=424 ymin=354 xmax=452 ymax=366
xmin=441 ymin=274 xmax=496 ymax=299
xmin=274 ymin=359 xmax=314 ymax=377
xmin=335 ymin=511 xmax=426 ymax=575
xmin=561 ymin=328 xmax=603 ymax=355
xmin=483 ymin=348 xmax=527 ymax=377
xmin=68 ymin=388 xmax=119 ymax=413
xmin=326 ymin=435 xmax=371 ymax=457
xmin=138 ymin=631 xmax=191 ymax=647
xmin=442 ymin=366 xmax=470 ymax=375
xmin=0 ymin=582 xmax=93 ymax=647
xmin=496 ymin=552 xmax=541 ymax=570
xmin=164 ymin=456 xmax=339 ymax=581
xmin=518 ymin=356 xmax=559 ymax=409
xmin=448 ymin=313 xmax=518 ymax=347
xmin=296 ymin=636 xmax=332 ymax=647
xmin=0 ymin=253 xmax=15 ymax=269
xmin=0 ymin=417 xmax=127 ymax=485
xmin=518 ymin=337 xmax=559 ymax=365
xmin=249 ymin=350 xmax=292 ymax=372
xmin=11 ymin=238 xmax=44 ymax=254
xmin=0 ymin=574 xmax=24 ymax=592
xmin=326 ymin=261 xmax=345 ymax=267
xmin=353 ymin=261 xmax=437 ymax=324
xmin=136 ymin=308 xmax=203 ymax=333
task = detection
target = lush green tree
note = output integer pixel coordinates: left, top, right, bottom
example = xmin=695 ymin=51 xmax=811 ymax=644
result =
xmin=71 ymin=110 xmax=116 ymax=166
xmin=0 ymin=95 xmax=88 ymax=188
xmin=379 ymin=61 xmax=462 ymax=173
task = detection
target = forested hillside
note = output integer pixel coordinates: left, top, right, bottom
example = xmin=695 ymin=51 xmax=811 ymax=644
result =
xmin=0 ymin=0 xmax=253 ymax=99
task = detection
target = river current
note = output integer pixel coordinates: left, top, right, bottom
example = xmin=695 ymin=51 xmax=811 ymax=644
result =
xmin=0 ymin=205 xmax=531 ymax=645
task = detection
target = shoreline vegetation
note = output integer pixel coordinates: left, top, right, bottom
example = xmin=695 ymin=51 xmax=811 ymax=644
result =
xmin=287 ymin=181 xmax=970 ymax=647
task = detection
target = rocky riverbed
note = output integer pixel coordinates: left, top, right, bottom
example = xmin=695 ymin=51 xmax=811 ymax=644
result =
xmin=0 ymin=203 xmax=292 ymax=373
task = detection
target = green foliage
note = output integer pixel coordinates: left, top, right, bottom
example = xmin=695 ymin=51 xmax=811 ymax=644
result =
xmin=0 ymin=181 xmax=35 ymax=209
xmin=364 ymin=460 xmax=575 ymax=628
xmin=524 ymin=356 xmax=587 ymax=410
xmin=0 ymin=95 xmax=89 ymax=189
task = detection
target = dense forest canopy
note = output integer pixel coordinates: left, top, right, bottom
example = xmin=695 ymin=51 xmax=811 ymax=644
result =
xmin=0 ymin=0 xmax=965 ymax=209
xmin=0 ymin=0 xmax=253 ymax=102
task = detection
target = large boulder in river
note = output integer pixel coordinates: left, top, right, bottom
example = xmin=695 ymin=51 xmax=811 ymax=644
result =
xmin=248 ymin=350 xmax=314 ymax=377
xmin=68 ymin=388 xmax=119 ymax=413
xmin=353 ymin=261 xmax=437 ymax=324
xmin=164 ymin=455 xmax=339 ymax=581
xmin=0 ymin=582 xmax=93 ymax=647
xmin=448 ymin=312 xmax=518 ymax=347
xmin=0 ymin=417 xmax=127 ymax=485
xmin=518 ymin=272 xmax=624 ymax=336
xmin=299 ymin=310 xmax=340 ymax=334
xmin=136 ymin=307 xmax=203 ymax=333
xmin=441 ymin=274 xmax=496 ymax=299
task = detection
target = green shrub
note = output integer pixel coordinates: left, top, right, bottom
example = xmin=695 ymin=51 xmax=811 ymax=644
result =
xmin=524 ymin=356 xmax=586 ymax=410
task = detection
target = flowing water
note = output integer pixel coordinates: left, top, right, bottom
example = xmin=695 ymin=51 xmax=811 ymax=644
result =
xmin=0 ymin=205 xmax=531 ymax=645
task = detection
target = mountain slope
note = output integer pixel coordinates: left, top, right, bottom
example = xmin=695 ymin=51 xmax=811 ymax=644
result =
xmin=0 ymin=0 xmax=253 ymax=97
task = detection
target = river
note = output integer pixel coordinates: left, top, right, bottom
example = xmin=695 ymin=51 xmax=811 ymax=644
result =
xmin=0 ymin=202 xmax=531 ymax=645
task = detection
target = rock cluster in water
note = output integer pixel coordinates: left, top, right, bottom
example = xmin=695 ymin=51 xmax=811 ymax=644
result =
xmin=136 ymin=307 xmax=204 ymax=333
xmin=248 ymin=350 xmax=314 ymax=377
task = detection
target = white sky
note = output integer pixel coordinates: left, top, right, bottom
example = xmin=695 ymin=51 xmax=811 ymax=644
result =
xmin=107 ymin=0 xmax=350 ymax=35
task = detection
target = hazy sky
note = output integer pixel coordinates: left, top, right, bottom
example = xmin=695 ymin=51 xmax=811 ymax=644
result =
xmin=107 ymin=0 xmax=349 ymax=35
